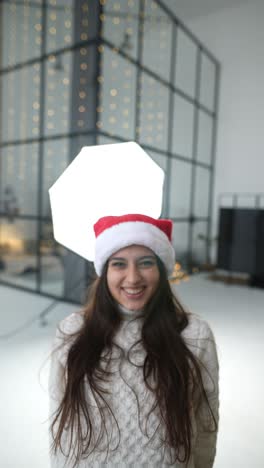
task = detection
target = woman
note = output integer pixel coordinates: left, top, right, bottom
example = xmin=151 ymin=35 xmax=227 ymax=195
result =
xmin=49 ymin=213 xmax=219 ymax=467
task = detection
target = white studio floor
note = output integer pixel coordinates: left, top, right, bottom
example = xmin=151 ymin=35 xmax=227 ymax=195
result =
xmin=0 ymin=274 xmax=263 ymax=468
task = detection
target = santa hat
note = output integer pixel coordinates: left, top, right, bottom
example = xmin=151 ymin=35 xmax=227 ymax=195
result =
xmin=93 ymin=213 xmax=175 ymax=276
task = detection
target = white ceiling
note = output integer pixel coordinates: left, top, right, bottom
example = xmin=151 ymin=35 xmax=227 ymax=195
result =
xmin=161 ymin=0 xmax=255 ymax=21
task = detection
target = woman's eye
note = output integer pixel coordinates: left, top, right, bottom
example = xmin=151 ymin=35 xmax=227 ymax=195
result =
xmin=111 ymin=261 xmax=126 ymax=268
xmin=138 ymin=260 xmax=155 ymax=268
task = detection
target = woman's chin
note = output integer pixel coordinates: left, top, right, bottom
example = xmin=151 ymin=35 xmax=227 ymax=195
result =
xmin=119 ymin=297 xmax=146 ymax=311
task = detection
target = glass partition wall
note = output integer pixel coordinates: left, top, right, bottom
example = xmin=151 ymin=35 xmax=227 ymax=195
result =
xmin=0 ymin=0 xmax=220 ymax=303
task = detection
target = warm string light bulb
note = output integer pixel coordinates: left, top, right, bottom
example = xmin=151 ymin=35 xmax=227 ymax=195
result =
xmin=62 ymin=54 xmax=71 ymax=131
xmin=46 ymin=5 xmax=57 ymax=132
xmin=170 ymin=262 xmax=190 ymax=284
xmin=77 ymin=44 xmax=89 ymax=129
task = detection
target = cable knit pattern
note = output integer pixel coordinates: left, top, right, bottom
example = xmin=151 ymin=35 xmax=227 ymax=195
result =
xmin=49 ymin=308 xmax=219 ymax=468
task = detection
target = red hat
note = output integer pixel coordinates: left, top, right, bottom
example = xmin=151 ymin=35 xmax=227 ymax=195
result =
xmin=93 ymin=213 xmax=175 ymax=276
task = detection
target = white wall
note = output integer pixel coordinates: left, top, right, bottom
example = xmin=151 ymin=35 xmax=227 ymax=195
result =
xmin=187 ymin=0 xmax=264 ymax=258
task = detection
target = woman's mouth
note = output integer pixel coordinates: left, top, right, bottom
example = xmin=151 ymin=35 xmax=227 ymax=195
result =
xmin=122 ymin=287 xmax=145 ymax=298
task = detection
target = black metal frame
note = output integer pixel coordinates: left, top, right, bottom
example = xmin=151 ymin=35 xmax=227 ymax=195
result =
xmin=218 ymin=192 xmax=264 ymax=210
xmin=216 ymin=192 xmax=264 ymax=285
xmin=0 ymin=0 xmax=220 ymax=303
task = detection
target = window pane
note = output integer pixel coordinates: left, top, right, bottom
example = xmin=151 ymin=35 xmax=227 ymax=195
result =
xmin=0 ymin=144 xmax=39 ymax=216
xmin=192 ymin=221 xmax=208 ymax=266
xmin=1 ymin=1 xmax=42 ymax=68
xmin=194 ymin=167 xmax=210 ymax=218
xmin=175 ymin=28 xmax=197 ymax=99
xmin=97 ymin=135 xmax=120 ymax=145
xmin=44 ymin=53 xmax=70 ymax=135
xmin=200 ymin=53 xmax=216 ymax=111
xmin=172 ymin=95 xmax=194 ymax=159
xmin=173 ymin=222 xmax=189 ymax=268
xmin=103 ymin=0 xmax=139 ymax=62
xmin=45 ymin=1 xmax=74 ymax=54
xmin=236 ymin=195 xmax=260 ymax=209
xmin=44 ymin=51 xmax=73 ymax=136
xmin=42 ymin=140 xmax=70 ymax=217
xmin=0 ymin=219 xmax=37 ymax=290
xmin=42 ymin=136 xmax=94 ymax=217
xmin=46 ymin=0 xmax=102 ymax=54
xmin=260 ymin=196 xmax=264 ymax=209
xmin=147 ymin=150 xmax=167 ymax=172
xmin=138 ymin=75 xmax=169 ymax=150
xmin=142 ymin=0 xmax=172 ymax=82
xmin=197 ymin=111 xmax=214 ymax=165
xmin=44 ymin=44 xmax=102 ymax=137
xmin=40 ymin=221 xmax=65 ymax=297
xmin=169 ymin=159 xmax=192 ymax=218
xmin=147 ymin=150 xmax=168 ymax=215
xmin=217 ymin=194 xmax=261 ymax=209
xmin=100 ymin=47 xmax=137 ymax=140
xmin=1 ymin=64 xmax=41 ymax=142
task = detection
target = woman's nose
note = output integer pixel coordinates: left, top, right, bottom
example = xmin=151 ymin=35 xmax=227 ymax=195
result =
xmin=126 ymin=264 xmax=141 ymax=283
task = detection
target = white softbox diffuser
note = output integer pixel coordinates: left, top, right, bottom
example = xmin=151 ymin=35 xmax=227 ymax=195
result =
xmin=49 ymin=141 xmax=164 ymax=261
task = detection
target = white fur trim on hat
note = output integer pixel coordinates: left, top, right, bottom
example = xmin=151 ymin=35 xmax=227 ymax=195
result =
xmin=94 ymin=221 xmax=175 ymax=276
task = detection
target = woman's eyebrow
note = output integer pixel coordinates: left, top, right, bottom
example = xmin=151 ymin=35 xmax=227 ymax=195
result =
xmin=138 ymin=255 xmax=156 ymax=260
xmin=109 ymin=255 xmax=155 ymax=261
xmin=109 ymin=257 xmax=126 ymax=261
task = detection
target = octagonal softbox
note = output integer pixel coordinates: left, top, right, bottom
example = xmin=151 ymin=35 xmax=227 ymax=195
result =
xmin=49 ymin=141 xmax=165 ymax=261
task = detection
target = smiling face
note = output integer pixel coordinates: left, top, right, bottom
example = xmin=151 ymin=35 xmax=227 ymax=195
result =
xmin=106 ymin=244 xmax=160 ymax=311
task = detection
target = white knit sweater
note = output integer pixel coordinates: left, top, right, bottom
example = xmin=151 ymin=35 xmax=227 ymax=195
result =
xmin=49 ymin=307 xmax=219 ymax=468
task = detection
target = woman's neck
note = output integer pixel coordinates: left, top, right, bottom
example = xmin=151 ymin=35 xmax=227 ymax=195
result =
xmin=117 ymin=303 xmax=143 ymax=320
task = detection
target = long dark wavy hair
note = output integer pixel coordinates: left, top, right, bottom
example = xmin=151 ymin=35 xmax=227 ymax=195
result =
xmin=50 ymin=257 xmax=217 ymax=466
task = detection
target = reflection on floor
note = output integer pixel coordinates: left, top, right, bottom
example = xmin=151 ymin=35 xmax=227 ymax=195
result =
xmin=0 ymin=274 xmax=263 ymax=468
xmin=0 ymin=253 xmax=64 ymax=296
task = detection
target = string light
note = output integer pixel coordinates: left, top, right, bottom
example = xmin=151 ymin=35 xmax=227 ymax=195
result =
xmin=170 ymin=263 xmax=190 ymax=284
xmin=17 ymin=2 xmax=32 ymax=207
xmin=0 ymin=0 xmax=216 ymax=291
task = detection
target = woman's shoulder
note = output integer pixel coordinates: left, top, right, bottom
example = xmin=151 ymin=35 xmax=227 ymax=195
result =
xmin=52 ymin=311 xmax=84 ymax=365
xmin=181 ymin=312 xmax=217 ymax=357
xmin=182 ymin=312 xmax=213 ymax=338
xmin=57 ymin=310 xmax=84 ymax=337
xmin=183 ymin=313 xmax=219 ymax=395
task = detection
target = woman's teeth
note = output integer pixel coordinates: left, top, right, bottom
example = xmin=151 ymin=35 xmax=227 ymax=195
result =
xmin=123 ymin=288 xmax=144 ymax=295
